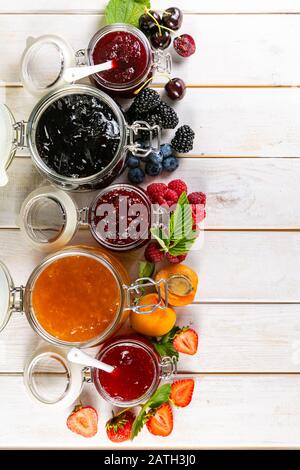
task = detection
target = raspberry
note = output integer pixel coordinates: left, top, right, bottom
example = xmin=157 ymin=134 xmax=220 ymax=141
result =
xmin=166 ymin=252 xmax=187 ymax=264
xmin=164 ymin=189 xmax=179 ymax=207
xmin=188 ymin=192 xmax=206 ymax=206
xmin=168 ymin=179 xmax=188 ymax=196
xmin=145 ymin=242 xmax=165 ymax=263
xmin=191 ymin=204 xmax=206 ymax=223
xmin=147 ymin=182 xmax=167 ymax=203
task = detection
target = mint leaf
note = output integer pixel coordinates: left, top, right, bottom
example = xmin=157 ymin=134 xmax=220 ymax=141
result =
xmin=131 ymin=384 xmax=171 ymax=439
xmin=105 ymin=0 xmax=148 ymax=27
xmin=138 ymin=261 xmax=155 ymax=279
xmin=150 ymin=226 xmax=169 ymax=252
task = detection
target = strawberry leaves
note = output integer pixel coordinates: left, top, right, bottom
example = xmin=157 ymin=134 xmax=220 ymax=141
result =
xmin=151 ymin=326 xmax=181 ymax=361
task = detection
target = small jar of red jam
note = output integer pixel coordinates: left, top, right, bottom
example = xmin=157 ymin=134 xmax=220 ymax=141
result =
xmin=93 ymin=335 xmax=176 ymax=407
xmin=0 ymin=246 xmax=167 ymax=348
xmin=20 ymin=184 xmax=152 ymax=252
xmin=23 ymin=338 xmax=176 ymax=409
xmin=87 ymin=24 xmax=172 ymax=98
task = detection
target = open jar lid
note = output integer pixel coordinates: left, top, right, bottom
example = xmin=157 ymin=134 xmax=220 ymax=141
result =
xmin=0 ymin=104 xmax=18 ymax=187
xmin=20 ymin=35 xmax=75 ymax=96
xmin=24 ymin=345 xmax=83 ymax=408
xmin=19 ymin=186 xmax=79 ymax=252
xmin=0 ymin=261 xmax=14 ymax=333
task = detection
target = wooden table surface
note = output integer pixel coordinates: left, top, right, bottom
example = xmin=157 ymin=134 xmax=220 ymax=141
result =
xmin=1 ymin=0 xmax=300 ymax=449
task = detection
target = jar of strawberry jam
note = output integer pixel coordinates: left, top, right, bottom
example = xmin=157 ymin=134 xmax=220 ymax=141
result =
xmin=0 ymin=246 xmax=167 ymax=348
xmin=0 ymin=84 xmax=160 ymax=191
xmin=23 ymin=336 xmax=176 ymax=408
xmin=19 ymin=183 xmax=152 ymax=252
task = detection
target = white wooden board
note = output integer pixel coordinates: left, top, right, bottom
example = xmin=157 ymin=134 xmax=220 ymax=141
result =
xmin=2 ymin=14 xmax=300 ymax=85
xmin=1 ymin=375 xmax=300 ymax=449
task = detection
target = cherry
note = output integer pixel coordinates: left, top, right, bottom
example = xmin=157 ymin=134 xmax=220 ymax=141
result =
xmin=139 ymin=10 xmax=161 ymax=34
xmin=165 ymin=78 xmax=186 ymax=101
xmin=162 ymin=7 xmax=183 ymax=31
xmin=150 ymin=30 xmax=172 ymax=50
xmin=173 ymin=34 xmax=196 ymax=57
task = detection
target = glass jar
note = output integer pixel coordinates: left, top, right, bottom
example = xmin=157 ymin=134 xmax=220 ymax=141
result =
xmin=19 ymin=183 xmax=152 ymax=252
xmin=87 ymin=24 xmax=172 ymax=98
xmin=0 ymin=246 xmax=167 ymax=348
xmin=19 ymin=28 xmax=171 ymax=99
xmin=23 ymin=338 xmax=176 ymax=409
xmin=0 ymin=85 xmax=160 ymax=191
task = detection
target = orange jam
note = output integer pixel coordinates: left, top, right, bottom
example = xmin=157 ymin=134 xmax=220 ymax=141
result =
xmin=32 ymin=254 xmax=121 ymax=342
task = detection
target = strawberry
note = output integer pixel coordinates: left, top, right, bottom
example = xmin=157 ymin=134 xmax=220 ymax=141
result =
xmin=173 ymin=328 xmax=198 ymax=355
xmin=106 ymin=410 xmax=135 ymax=443
xmin=146 ymin=403 xmax=173 ymax=437
xmin=170 ymin=379 xmax=195 ymax=407
xmin=66 ymin=405 xmax=98 ymax=438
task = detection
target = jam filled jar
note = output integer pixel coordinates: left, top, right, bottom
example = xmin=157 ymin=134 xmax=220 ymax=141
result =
xmin=0 ymin=246 xmax=167 ymax=348
xmin=19 ymin=183 xmax=152 ymax=252
xmin=0 ymin=84 xmax=160 ymax=190
xmin=23 ymin=337 xmax=177 ymax=409
xmin=87 ymin=24 xmax=172 ymax=98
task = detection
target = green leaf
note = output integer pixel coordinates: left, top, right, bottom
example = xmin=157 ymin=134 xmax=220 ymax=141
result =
xmin=131 ymin=384 xmax=171 ymax=439
xmin=151 ymin=325 xmax=181 ymax=361
xmin=105 ymin=0 xmax=148 ymax=27
xmin=138 ymin=261 xmax=155 ymax=279
xmin=150 ymin=226 xmax=169 ymax=252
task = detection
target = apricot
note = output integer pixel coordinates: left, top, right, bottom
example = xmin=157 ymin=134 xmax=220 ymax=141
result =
xmin=130 ymin=293 xmax=176 ymax=337
xmin=155 ymin=264 xmax=198 ymax=306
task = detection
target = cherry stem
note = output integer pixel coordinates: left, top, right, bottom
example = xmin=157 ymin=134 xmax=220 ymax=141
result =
xmin=145 ymin=8 xmax=162 ymax=36
xmin=133 ymin=76 xmax=154 ymax=95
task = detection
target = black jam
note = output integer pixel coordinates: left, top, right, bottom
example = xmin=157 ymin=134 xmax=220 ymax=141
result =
xmin=36 ymin=94 xmax=121 ymax=178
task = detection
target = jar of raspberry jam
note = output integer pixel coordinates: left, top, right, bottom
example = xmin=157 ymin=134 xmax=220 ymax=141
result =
xmin=0 ymin=85 xmax=160 ymax=191
xmin=23 ymin=337 xmax=176 ymax=409
xmin=19 ymin=183 xmax=152 ymax=252
xmin=0 ymin=246 xmax=167 ymax=348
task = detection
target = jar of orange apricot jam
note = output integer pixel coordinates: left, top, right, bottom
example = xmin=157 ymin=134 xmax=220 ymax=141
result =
xmin=0 ymin=246 xmax=167 ymax=348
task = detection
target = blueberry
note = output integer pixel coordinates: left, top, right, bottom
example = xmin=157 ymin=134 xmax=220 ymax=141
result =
xmin=160 ymin=144 xmax=173 ymax=159
xmin=147 ymin=150 xmax=163 ymax=164
xmin=127 ymin=154 xmax=140 ymax=169
xmin=145 ymin=161 xmax=163 ymax=176
xmin=128 ymin=167 xmax=145 ymax=184
xmin=162 ymin=156 xmax=179 ymax=172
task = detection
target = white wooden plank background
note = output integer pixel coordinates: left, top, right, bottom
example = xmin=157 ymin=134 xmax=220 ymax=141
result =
xmin=1 ymin=0 xmax=300 ymax=449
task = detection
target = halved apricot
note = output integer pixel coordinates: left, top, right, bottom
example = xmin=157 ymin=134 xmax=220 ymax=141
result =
xmin=155 ymin=264 xmax=198 ymax=306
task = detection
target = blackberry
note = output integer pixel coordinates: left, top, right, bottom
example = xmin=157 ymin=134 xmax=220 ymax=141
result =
xmin=150 ymin=102 xmax=179 ymax=129
xmin=171 ymin=125 xmax=195 ymax=153
xmin=130 ymin=88 xmax=161 ymax=115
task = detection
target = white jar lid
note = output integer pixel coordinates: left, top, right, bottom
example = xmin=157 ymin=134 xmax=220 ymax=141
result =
xmin=19 ymin=186 xmax=79 ymax=252
xmin=0 ymin=104 xmax=16 ymax=187
xmin=20 ymin=35 xmax=75 ymax=96
xmin=23 ymin=345 xmax=84 ymax=409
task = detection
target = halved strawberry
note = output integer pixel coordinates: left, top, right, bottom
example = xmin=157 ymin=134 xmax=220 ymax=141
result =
xmin=66 ymin=405 xmax=98 ymax=438
xmin=106 ymin=410 xmax=135 ymax=443
xmin=170 ymin=379 xmax=195 ymax=407
xmin=173 ymin=328 xmax=198 ymax=355
xmin=146 ymin=403 xmax=173 ymax=437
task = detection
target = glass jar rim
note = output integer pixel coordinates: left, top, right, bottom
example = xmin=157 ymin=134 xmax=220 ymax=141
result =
xmin=26 ymin=84 xmax=127 ymax=186
xmin=89 ymin=183 xmax=151 ymax=252
xmin=92 ymin=337 xmax=161 ymax=407
xmin=87 ymin=23 xmax=153 ymax=91
xmin=23 ymin=247 xmax=125 ymax=348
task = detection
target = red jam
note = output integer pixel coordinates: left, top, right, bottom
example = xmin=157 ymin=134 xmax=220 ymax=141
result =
xmin=91 ymin=31 xmax=149 ymax=86
xmin=89 ymin=186 xmax=150 ymax=250
xmin=95 ymin=339 xmax=159 ymax=402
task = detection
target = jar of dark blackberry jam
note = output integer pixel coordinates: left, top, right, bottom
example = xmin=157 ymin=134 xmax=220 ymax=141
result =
xmin=19 ymin=183 xmax=152 ymax=252
xmin=0 ymin=84 xmax=160 ymax=191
